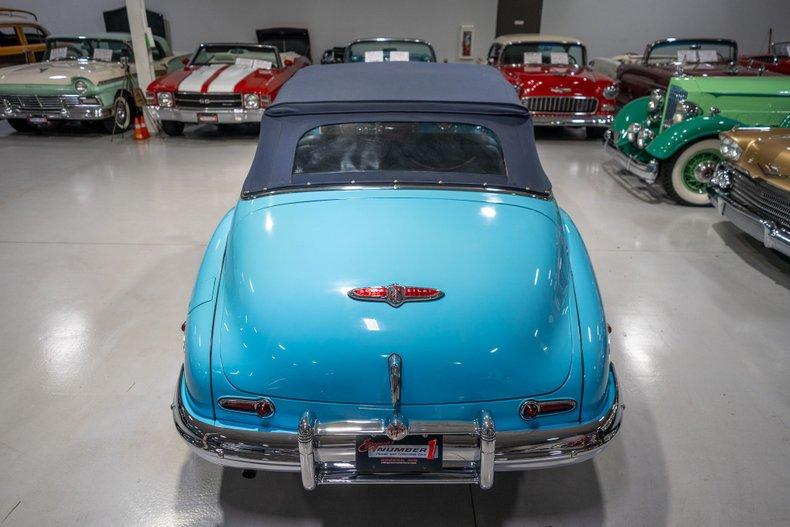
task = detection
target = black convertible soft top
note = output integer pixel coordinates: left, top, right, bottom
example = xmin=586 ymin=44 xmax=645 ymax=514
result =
xmin=242 ymin=62 xmax=550 ymax=196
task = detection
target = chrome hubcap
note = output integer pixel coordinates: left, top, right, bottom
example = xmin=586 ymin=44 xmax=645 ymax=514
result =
xmin=693 ymin=160 xmax=717 ymax=183
xmin=115 ymin=100 xmax=127 ymax=125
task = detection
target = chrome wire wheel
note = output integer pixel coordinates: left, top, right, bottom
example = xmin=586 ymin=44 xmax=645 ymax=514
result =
xmin=660 ymin=138 xmax=721 ymax=206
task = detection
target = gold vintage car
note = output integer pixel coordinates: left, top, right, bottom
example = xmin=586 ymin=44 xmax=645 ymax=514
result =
xmin=0 ymin=8 xmax=49 ymax=67
xmin=709 ymin=124 xmax=790 ymax=256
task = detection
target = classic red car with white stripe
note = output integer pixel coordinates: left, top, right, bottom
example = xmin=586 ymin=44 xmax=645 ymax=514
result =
xmin=146 ymin=43 xmax=309 ymax=135
xmin=487 ymin=34 xmax=619 ymax=138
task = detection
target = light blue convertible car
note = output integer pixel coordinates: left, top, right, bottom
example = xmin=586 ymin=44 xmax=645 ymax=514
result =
xmin=173 ymin=62 xmax=623 ymax=489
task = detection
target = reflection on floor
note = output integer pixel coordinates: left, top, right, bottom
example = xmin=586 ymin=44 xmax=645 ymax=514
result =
xmin=0 ymin=121 xmax=788 ymax=526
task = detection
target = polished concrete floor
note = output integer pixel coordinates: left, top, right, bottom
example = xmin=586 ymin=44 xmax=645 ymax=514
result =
xmin=0 ymin=120 xmax=788 ymax=526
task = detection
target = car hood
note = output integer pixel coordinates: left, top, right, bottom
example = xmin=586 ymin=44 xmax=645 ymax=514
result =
xmin=731 ymin=129 xmax=790 ymax=190
xmin=499 ymin=65 xmax=610 ymax=97
xmin=152 ymin=64 xmax=280 ymax=93
xmin=0 ymin=60 xmax=127 ymax=85
xmin=216 ymin=191 xmax=575 ymax=405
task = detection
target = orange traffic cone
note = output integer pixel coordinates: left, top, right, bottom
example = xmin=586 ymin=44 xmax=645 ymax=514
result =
xmin=133 ymin=116 xmax=150 ymax=140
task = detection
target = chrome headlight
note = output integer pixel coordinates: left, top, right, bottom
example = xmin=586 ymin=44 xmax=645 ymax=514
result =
xmin=244 ymin=93 xmax=260 ymax=110
xmin=74 ymin=80 xmax=88 ymax=95
xmin=636 ymin=128 xmax=655 ymax=149
xmin=602 ymin=83 xmax=619 ymax=100
xmin=672 ymin=101 xmax=701 ymax=124
xmin=157 ymin=91 xmax=174 ymax=108
xmin=625 ymin=122 xmax=642 ymax=143
xmin=720 ymin=136 xmax=742 ymax=161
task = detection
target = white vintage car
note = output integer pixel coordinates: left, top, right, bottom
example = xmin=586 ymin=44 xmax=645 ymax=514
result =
xmin=0 ymin=32 xmax=181 ymax=133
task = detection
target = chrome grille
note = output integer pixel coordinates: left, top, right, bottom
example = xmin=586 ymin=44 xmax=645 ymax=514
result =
xmin=731 ymin=170 xmax=790 ymax=229
xmin=662 ymin=85 xmax=687 ymax=128
xmin=174 ymin=93 xmax=242 ymax=110
xmin=521 ymin=97 xmax=598 ymax=114
xmin=1 ymin=94 xmax=80 ymax=110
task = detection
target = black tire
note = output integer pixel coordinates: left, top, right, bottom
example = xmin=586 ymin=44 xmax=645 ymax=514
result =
xmin=161 ymin=120 xmax=185 ymax=136
xmin=7 ymin=118 xmax=35 ymax=133
xmin=585 ymin=126 xmax=606 ymax=139
xmin=658 ymin=138 xmax=720 ymax=206
xmin=102 ymin=93 xmax=134 ymax=134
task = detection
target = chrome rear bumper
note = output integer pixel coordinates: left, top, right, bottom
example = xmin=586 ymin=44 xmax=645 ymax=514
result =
xmin=709 ymin=186 xmax=790 ymax=257
xmin=531 ymin=114 xmax=613 ymax=127
xmin=173 ymin=364 xmax=623 ymax=489
xmin=150 ymin=106 xmax=264 ymax=124
xmin=603 ymin=131 xmax=658 ymax=183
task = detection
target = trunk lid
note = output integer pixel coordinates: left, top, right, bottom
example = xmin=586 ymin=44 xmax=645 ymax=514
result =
xmin=217 ymin=191 xmax=575 ymax=405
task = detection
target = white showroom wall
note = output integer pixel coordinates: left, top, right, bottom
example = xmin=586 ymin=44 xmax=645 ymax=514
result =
xmin=20 ymin=0 xmax=790 ymax=61
xmin=20 ymin=0 xmax=498 ymax=62
xmin=541 ymin=0 xmax=790 ymax=58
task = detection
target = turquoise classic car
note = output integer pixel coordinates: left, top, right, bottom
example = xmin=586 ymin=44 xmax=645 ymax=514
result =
xmin=172 ymin=63 xmax=623 ymax=489
xmin=605 ymin=76 xmax=790 ymax=205
xmin=0 ymin=32 xmax=179 ymax=133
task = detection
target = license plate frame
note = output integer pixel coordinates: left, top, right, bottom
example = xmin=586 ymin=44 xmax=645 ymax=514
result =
xmin=355 ymin=434 xmax=443 ymax=474
xmin=197 ymin=113 xmax=219 ymax=123
xmin=28 ymin=115 xmax=48 ymax=124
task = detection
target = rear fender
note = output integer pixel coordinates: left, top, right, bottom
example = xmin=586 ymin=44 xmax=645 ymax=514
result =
xmin=645 ymin=115 xmax=741 ymax=160
xmin=561 ymin=210 xmax=610 ymax=421
xmin=183 ymin=207 xmax=235 ymax=420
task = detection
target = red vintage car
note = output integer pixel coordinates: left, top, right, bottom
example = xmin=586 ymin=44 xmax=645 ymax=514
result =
xmin=146 ymin=43 xmax=309 ymax=135
xmin=740 ymin=41 xmax=790 ymax=75
xmin=487 ymin=34 xmax=619 ymax=138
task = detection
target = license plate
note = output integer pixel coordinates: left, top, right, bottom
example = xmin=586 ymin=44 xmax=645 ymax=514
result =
xmin=28 ymin=116 xmax=48 ymax=124
xmin=197 ymin=113 xmax=218 ymax=123
xmin=355 ymin=435 xmax=442 ymax=473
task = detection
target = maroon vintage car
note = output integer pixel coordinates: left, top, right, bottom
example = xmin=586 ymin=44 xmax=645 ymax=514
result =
xmin=740 ymin=40 xmax=790 ymax=75
xmin=616 ymin=38 xmax=774 ymax=105
xmin=487 ymin=34 xmax=619 ymax=138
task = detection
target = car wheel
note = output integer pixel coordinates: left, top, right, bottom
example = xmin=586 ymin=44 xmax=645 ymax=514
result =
xmin=585 ymin=126 xmax=606 ymax=139
xmin=659 ymin=138 xmax=721 ymax=206
xmin=7 ymin=118 xmax=35 ymax=133
xmin=102 ymin=93 xmax=134 ymax=133
xmin=160 ymin=120 xmax=185 ymax=136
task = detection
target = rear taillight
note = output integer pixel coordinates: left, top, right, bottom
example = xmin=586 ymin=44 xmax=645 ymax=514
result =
xmin=218 ymin=397 xmax=275 ymax=417
xmin=520 ymin=399 xmax=576 ymax=420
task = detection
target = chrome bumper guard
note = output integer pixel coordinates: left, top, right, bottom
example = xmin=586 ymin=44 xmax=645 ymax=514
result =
xmin=530 ymin=114 xmax=613 ymax=127
xmin=173 ymin=365 xmax=623 ymax=489
xmin=150 ymin=106 xmax=264 ymax=124
xmin=709 ymin=186 xmax=790 ymax=257
xmin=603 ymin=130 xmax=658 ymax=183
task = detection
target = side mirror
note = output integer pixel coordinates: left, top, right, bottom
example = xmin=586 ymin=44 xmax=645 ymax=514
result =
xmin=284 ymin=59 xmax=294 ymax=67
xmin=181 ymin=56 xmax=189 ymax=65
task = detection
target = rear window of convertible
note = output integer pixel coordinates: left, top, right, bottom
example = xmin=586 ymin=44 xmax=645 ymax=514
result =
xmin=292 ymin=122 xmax=506 ymax=177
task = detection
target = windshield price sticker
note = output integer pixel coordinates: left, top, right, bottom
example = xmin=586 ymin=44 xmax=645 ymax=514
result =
xmin=389 ymin=51 xmax=409 ymax=62
xmin=364 ymin=50 xmax=384 ymax=62
xmin=550 ymin=52 xmax=569 ymax=64
xmin=677 ymin=49 xmax=716 ymax=63
xmin=523 ymin=52 xmax=542 ymax=64
xmin=93 ymin=48 xmax=113 ymax=62
xmin=252 ymin=59 xmax=272 ymax=70
xmin=235 ymin=57 xmax=254 ymax=67
xmin=697 ymin=49 xmax=718 ymax=62
xmin=50 ymin=47 xmax=67 ymax=60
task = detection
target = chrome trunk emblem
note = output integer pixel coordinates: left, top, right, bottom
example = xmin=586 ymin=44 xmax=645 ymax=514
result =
xmin=550 ymin=87 xmax=571 ymax=94
xmin=348 ymin=284 xmax=444 ymax=308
